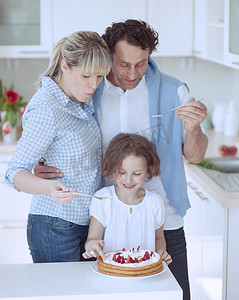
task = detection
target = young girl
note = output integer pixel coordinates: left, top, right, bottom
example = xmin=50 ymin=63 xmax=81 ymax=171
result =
xmin=83 ymin=133 xmax=172 ymax=265
xmin=5 ymin=31 xmax=111 ymax=263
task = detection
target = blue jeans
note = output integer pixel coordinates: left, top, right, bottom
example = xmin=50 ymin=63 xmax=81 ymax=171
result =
xmin=164 ymin=227 xmax=190 ymax=300
xmin=27 ymin=214 xmax=89 ymax=263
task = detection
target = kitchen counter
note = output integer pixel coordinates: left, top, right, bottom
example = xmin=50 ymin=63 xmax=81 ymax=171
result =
xmin=184 ymin=129 xmax=239 ymax=208
xmin=0 ymin=261 xmax=182 ymax=299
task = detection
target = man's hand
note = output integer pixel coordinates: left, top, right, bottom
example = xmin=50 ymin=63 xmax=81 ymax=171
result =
xmin=33 ymin=157 xmax=64 ymax=179
xmin=176 ymin=97 xmax=208 ymax=163
xmin=175 ymin=97 xmax=207 ymax=134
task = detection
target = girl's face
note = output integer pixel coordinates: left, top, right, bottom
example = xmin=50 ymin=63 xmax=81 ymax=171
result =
xmin=58 ymin=60 xmax=104 ymax=104
xmin=115 ymin=154 xmax=148 ymax=193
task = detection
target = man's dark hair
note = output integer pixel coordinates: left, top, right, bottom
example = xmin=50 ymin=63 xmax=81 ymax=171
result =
xmin=102 ymin=19 xmax=159 ymax=55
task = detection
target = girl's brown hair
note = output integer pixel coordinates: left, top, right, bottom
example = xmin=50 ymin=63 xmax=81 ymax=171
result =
xmin=102 ymin=133 xmax=160 ymax=180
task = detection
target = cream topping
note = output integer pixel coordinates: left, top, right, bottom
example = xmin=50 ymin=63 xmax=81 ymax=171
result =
xmin=102 ymin=248 xmax=161 ymax=268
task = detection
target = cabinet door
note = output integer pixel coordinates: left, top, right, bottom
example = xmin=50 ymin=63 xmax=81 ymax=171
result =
xmin=226 ymin=208 xmax=239 ymax=300
xmin=52 ymin=0 xmax=146 ymax=44
xmin=193 ymin=0 xmax=206 ymax=58
xmin=184 ymin=182 xmax=203 ymax=300
xmin=147 ymin=0 xmax=193 ymax=56
xmin=0 ymin=153 xmax=31 ymax=223
xmin=0 ymin=0 xmax=52 ymax=58
xmin=185 ymin=172 xmax=226 ymax=300
xmin=201 ymin=193 xmax=226 ymax=300
xmin=224 ymin=0 xmax=239 ymax=68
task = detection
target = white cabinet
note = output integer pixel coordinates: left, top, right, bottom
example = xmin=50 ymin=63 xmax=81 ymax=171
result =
xmin=224 ymin=0 xmax=239 ymax=68
xmin=193 ymin=0 xmax=239 ymax=70
xmin=148 ymin=0 xmax=193 ymax=56
xmin=52 ymin=0 xmax=146 ymax=44
xmin=0 ymin=145 xmax=32 ymax=264
xmin=226 ymin=208 xmax=239 ymax=300
xmin=0 ymin=0 xmax=52 ymax=58
xmin=52 ymin=0 xmax=193 ymax=57
xmin=193 ymin=0 xmax=225 ymax=64
xmin=185 ymin=173 xmax=226 ymax=300
xmin=185 ymin=167 xmax=239 ymax=300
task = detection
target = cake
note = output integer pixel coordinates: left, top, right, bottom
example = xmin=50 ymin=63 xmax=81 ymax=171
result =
xmin=97 ymin=246 xmax=163 ymax=277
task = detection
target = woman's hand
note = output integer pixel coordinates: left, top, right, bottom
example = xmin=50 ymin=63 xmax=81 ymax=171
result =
xmin=158 ymin=249 xmax=172 ymax=265
xmin=49 ymin=180 xmax=77 ymax=203
xmin=83 ymin=239 xmax=105 ymax=260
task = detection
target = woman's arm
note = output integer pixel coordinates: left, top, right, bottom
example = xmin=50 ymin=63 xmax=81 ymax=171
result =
xmin=155 ymin=226 xmax=172 ymax=265
xmin=14 ymin=170 xmax=77 ymax=203
xmin=83 ymin=216 xmax=105 ymax=259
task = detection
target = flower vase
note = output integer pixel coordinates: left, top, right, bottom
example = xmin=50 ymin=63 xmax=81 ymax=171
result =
xmin=1 ymin=111 xmax=17 ymax=144
xmin=2 ymin=126 xmax=17 ymax=144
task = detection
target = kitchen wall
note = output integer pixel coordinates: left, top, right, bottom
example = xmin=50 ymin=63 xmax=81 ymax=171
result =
xmin=1 ymin=56 xmax=239 ymax=126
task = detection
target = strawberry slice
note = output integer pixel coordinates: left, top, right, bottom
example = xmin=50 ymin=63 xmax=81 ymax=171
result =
xmin=137 ymin=246 xmax=140 ymax=251
xmin=112 ymin=254 xmax=117 ymax=261
xmin=121 ymin=257 xmax=125 ymax=264
xmin=116 ymin=255 xmax=121 ymax=263
xmin=126 ymin=255 xmax=131 ymax=263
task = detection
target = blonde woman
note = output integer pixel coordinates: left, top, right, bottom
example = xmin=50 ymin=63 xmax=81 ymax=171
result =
xmin=5 ymin=31 xmax=111 ymax=263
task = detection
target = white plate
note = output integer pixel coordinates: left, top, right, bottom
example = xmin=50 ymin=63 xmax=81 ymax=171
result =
xmin=90 ymin=261 xmax=168 ymax=281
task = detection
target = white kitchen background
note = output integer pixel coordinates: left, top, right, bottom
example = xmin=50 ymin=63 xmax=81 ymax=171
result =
xmin=0 ymin=0 xmax=239 ymax=299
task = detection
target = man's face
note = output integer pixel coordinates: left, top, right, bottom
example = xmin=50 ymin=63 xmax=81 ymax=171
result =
xmin=108 ymin=40 xmax=149 ymax=91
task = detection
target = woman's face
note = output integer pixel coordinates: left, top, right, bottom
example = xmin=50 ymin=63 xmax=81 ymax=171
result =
xmin=58 ymin=60 xmax=104 ymax=104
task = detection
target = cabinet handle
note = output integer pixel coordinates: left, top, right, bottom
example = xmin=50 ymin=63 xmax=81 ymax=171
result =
xmin=187 ymin=182 xmax=209 ymax=201
xmin=195 ymin=191 xmax=209 ymax=201
xmin=192 ymin=50 xmax=202 ymax=54
xmin=2 ymin=225 xmax=26 ymax=229
xmin=19 ymin=51 xmax=49 ymax=54
xmin=187 ymin=182 xmax=197 ymax=190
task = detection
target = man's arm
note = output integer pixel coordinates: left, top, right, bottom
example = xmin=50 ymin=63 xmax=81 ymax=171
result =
xmin=175 ymin=97 xmax=208 ymax=163
xmin=33 ymin=157 xmax=64 ymax=179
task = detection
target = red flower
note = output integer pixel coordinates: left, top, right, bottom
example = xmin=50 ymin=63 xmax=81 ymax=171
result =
xmin=5 ymin=90 xmax=18 ymax=104
xmin=2 ymin=122 xmax=11 ymax=134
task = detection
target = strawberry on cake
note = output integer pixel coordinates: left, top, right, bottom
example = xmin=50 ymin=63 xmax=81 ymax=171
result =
xmin=97 ymin=246 xmax=163 ymax=277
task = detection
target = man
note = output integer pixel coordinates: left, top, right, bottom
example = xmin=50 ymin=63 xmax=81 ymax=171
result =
xmin=35 ymin=20 xmax=208 ymax=300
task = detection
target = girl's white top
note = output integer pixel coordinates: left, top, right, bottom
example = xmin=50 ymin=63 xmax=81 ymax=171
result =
xmin=90 ymin=185 xmax=165 ymax=252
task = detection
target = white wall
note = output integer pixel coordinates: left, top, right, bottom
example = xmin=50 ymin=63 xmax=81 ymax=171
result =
xmin=1 ymin=57 xmax=239 ymax=125
xmin=154 ymin=57 xmax=239 ymax=116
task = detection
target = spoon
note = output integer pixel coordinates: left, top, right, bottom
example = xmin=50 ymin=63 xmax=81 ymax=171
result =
xmin=152 ymin=98 xmax=204 ymax=118
xmin=56 ymin=190 xmax=112 ymax=200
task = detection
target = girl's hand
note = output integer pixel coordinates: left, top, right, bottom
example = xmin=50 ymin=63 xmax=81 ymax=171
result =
xmin=83 ymin=239 xmax=105 ymax=260
xmin=158 ymin=249 xmax=172 ymax=265
xmin=49 ymin=180 xmax=77 ymax=203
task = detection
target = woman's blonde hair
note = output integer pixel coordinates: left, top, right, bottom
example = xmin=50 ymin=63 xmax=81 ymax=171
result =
xmin=35 ymin=31 xmax=112 ymax=90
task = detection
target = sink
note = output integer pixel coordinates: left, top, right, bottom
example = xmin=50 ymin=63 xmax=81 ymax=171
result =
xmin=196 ymin=157 xmax=239 ymax=192
xmin=207 ymin=157 xmax=239 ymax=173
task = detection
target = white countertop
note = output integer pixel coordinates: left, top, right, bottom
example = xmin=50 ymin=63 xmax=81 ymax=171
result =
xmin=0 ymin=261 xmax=182 ymax=299
xmin=184 ymin=130 xmax=239 ymax=208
